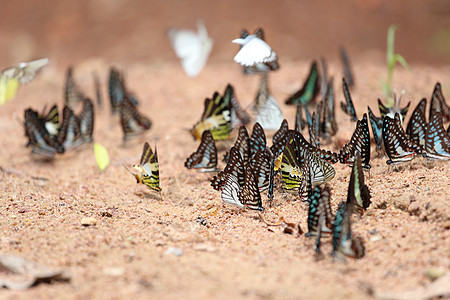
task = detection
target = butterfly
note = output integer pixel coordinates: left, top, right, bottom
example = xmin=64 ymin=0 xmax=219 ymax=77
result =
xmin=78 ymin=98 xmax=94 ymax=143
xmin=120 ymin=95 xmax=152 ymax=141
xmin=308 ymin=111 xmax=320 ymax=148
xmin=249 ymin=122 xmax=268 ymax=158
xmin=254 ymin=74 xmax=284 ymax=130
xmin=424 ymin=111 xmax=450 ymax=160
xmin=211 ymin=146 xmax=245 ymax=191
xmin=108 ymin=67 xmax=138 ymax=114
xmin=290 ymin=130 xmax=339 ymax=164
xmin=339 ymin=47 xmax=354 ymax=88
xmin=340 ymin=78 xmax=357 ymax=121
xmin=295 ymin=102 xmax=306 ymax=132
xmin=285 ymin=61 xmax=319 ymax=105
xmin=0 ymin=58 xmax=49 ymax=105
xmin=221 ymin=166 xmax=264 ymax=212
xmin=239 ymin=28 xmax=279 ymax=74
xmin=429 ymin=82 xmax=450 ymax=123
xmin=24 ymin=108 xmax=64 ymax=157
xmin=232 ymin=34 xmax=277 ymax=68
xmin=168 ymin=20 xmax=213 ymax=77
xmin=319 ymin=57 xmax=328 ymax=99
xmin=306 ymin=150 xmax=336 ymax=187
xmin=57 ymin=105 xmax=82 ymax=151
xmin=250 ymin=149 xmax=271 ymax=192
xmin=280 ymin=138 xmax=307 ymax=191
xmin=321 ymin=77 xmax=338 ymax=138
xmin=382 ymin=114 xmax=420 ymax=164
xmin=306 ymin=184 xmax=333 ymax=237
xmin=339 ymin=113 xmax=371 ymax=169
xmin=378 ymin=91 xmax=410 ymax=123
xmin=191 ymin=91 xmax=231 ymax=140
xmin=314 ymin=100 xmax=323 ymax=140
xmin=267 ymin=158 xmax=276 ymax=203
xmin=332 ymin=202 xmax=365 ymax=260
xmin=270 ymin=119 xmax=289 ymax=158
xmin=92 ymin=71 xmax=102 ymax=107
xmin=184 ymin=130 xmax=218 ymax=172
xmin=128 ymin=142 xmax=161 ymax=192
xmin=346 ymin=151 xmax=371 ymax=215
xmin=39 ymin=104 xmax=59 ymax=137
xmin=64 ymin=67 xmax=85 ymax=109
xmin=367 ymin=106 xmax=384 ymax=152
xmin=406 ymin=98 xmax=427 ymax=149
xmin=223 ymin=125 xmax=250 ymax=165
xmin=225 ymin=84 xmax=251 ymax=128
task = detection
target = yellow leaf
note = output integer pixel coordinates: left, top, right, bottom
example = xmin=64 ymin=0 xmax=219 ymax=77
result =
xmin=0 ymin=76 xmax=7 ymax=105
xmin=94 ymin=143 xmax=110 ymax=172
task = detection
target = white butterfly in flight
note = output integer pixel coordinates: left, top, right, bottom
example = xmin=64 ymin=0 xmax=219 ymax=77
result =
xmin=0 ymin=58 xmax=49 ymax=105
xmin=232 ymin=35 xmax=277 ymax=67
xmin=168 ymin=20 xmax=213 ymax=77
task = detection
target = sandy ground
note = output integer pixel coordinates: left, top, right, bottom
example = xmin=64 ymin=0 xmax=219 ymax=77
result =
xmin=0 ymin=1 xmax=450 ymax=299
xmin=0 ymin=58 xmax=449 ymax=299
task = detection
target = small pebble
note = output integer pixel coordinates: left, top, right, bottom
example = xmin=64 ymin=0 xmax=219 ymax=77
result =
xmin=81 ymin=217 xmax=97 ymax=226
xmin=165 ymin=247 xmax=183 ymax=256
xmin=424 ymin=267 xmax=446 ymax=281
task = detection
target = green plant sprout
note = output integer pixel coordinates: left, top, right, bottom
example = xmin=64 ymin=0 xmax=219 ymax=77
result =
xmin=383 ymin=25 xmax=409 ymax=107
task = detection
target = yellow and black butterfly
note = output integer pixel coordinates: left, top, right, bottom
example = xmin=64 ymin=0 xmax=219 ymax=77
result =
xmin=406 ymin=98 xmax=427 ymax=149
xmin=0 ymin=58 xmax=49 ymax=105
xmin=191 ymin=91 xmax=231 ymax=140
xmin=429 ymin=82 xmax=450 ymax=123
xmin=78 ymin=98 xmax=94 ymax=143
xmin=339 ymin=113 xmax=371 ymax=169
xmin=306 ymin=184 xmax=333 ymax=237
xmin=382 ymin=113 xmax=420 ymax=164
xmin=340 ymin=78 xmax=357 ymax=122
xmin=120 ymin=96 xmax=152 ymax=141
xmin=24 ymin=108 xmax=64 ymax=157
xmin=285 ymin=61 xmax=319 ymax=106
xmin=38 ymin=104 xmax=59 ymax=138
xmin=184 ymin=130 xmax=218 ymax=172
xmin=332 ymin=202 xmax=365 ymax=260
xmin=346 ymin=151 xmax=371 ymax=215
xmin=280 ymin=138 xmax=307 ymax=191
xmin=424 ymin=111 xmax=450 ymax=160
xmin=128 ymin=142 xmax=161 ymax=192
xmin=211 ymin=146 xmax=245 ymax=191
xmin=57 ymin=106 xmax=82 ymax=151
xmin=64 ymin=67 xmax=85 ymax=109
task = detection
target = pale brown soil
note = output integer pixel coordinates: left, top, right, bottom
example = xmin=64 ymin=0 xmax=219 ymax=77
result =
xmin=0 ymin=1 xmax=450 ymax=300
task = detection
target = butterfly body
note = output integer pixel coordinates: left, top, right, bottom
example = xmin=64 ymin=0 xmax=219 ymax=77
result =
xmin=130 ymin=142 xmax=161 ymax=192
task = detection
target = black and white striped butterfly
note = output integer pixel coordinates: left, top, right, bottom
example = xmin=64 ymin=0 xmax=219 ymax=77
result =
xmin=306 ymin=184 xmax=333 ymax=237
xmin=78 ymin=98 xmax=94 ymax=143
xmin=185 ymin=130 xmax=218 ymax=172
xmin=340 ymin=78 xmax=357 ymax=121
xmin=424 ymin=111 xmax=450 ymax=160
xmin=211 ymin=147 xmax=245 ymax=191
xmin=346 ymin=151 xmax=371 ymax=215
xmin=332 ymin=202 xmax=365 ymax=260
xmin=249 ymin=122 xmax=268 ymax=158
xmin=367 ymin=106 xmax=383 ymax=153
xmin=24 ymin=108 xmax=64 ymax=158
xmin=339 ymin=113 xmax=371 ymax=169
xmin=306 ymin=150 xmax=336 ymax=187
xmin=382 ymin=113 xmax=420 ymax=164
xmin=429 ymin=82 xmax=450 ymax=124
xmin=64 ymin=67 xmax=85 ymax=110
xmin=57 ymin=105 xmax=82 ymax=151
xmin=220 ymin=165 xmax=264 ymax=211
xmin=406 ymin=98 xmax=427 ymax=149
xmin=223 ymin=125 xmax=250 ymax=165
xmin=250 ymin=148 xmax=271 ymax=192
xmin=120 ymin=96 xmax=152 ymax=141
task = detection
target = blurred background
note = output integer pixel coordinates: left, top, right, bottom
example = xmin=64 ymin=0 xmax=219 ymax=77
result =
xmin=0 ymin=0 xmax=449 ymax=68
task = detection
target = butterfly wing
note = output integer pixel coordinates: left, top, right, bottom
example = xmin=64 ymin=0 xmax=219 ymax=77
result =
xmin=221 ymin=174 xmax=244 ymax=209
xmin=339 ymin=113 xmax=371 ymax=169
xmin=251 ymin=149 xmax=271 ymax=192
xmin=64 ymin=67 xmax=85 ymax=109
xmin=120 ymin=96 xmax=152 ymax=140
xmin=240 ymin=164 xmax=264 ymax=211
xmin=139 ymin=143 xmax=161 ymax=191
xmin=340 ymin=78 xmax=357 ymax=121
xmin=346 ymin=151 xmax=371 ymax=214
xmin=211 ymin=146 xmax=245 ymax=191
xmin=78 ymin=98 xmax=94 ymax=143
xmin=424 ymin=112 xmax=450 ymax=160
xmin=368 ymin=106 xmax=384 ymax=150
xmin=234 ymin=36 xmax=277 ymax=67
xmin=406 ymin=98 xmax=427 ymax=148
xmin=285 ymin=61 xmax=319 ymax=105
xmin=185 ymin=130 xmax=218 ymax=171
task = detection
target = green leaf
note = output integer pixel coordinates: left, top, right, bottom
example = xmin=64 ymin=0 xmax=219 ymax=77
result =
xmin=394 ymin=54 xmax=409 ymax=70
xmin=94 ymin=142 xmax=110 ymax=172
